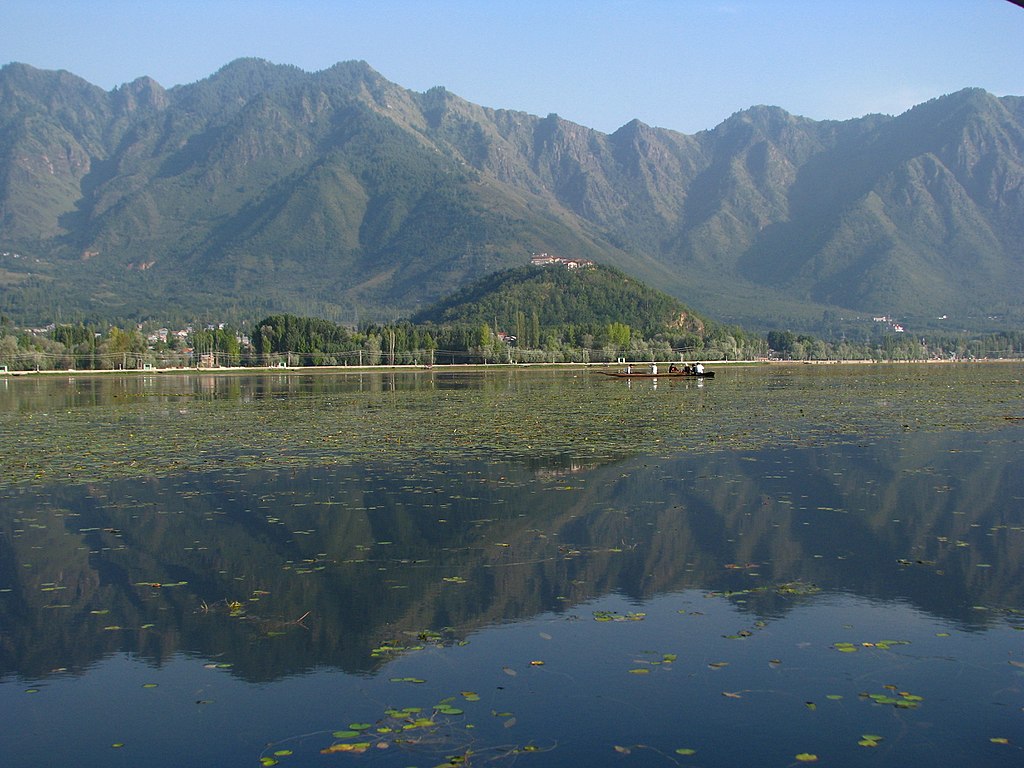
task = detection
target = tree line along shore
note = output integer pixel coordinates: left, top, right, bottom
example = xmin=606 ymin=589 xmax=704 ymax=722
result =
xmin=2 ymin=314 xmax=1022 ymax=373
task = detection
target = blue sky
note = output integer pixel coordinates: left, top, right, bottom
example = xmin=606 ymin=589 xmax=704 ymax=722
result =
xmin=3 ymin=0 xmax=1022 ymax=134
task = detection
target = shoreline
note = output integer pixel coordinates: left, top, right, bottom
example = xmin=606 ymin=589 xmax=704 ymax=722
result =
xmin=2 ymin=357 xmax=1020 ymax=378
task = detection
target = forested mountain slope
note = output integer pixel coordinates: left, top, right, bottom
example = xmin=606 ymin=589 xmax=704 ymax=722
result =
xmin=1 ymin=59 xmax=1021 ymax=331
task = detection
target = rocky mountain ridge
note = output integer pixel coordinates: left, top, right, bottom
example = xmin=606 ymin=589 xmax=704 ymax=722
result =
xmin=1 ymin=59 xmax=1021 ymax=331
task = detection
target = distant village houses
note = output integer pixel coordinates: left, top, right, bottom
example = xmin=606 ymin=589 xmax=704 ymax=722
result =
xmin=530 ymin=253 xmax=595 ymax=270
xmin=873 ymin=315 xmax=905 ymax=333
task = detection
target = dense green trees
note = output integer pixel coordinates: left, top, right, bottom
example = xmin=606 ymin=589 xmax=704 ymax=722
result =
xmin=191 ymin=327 xmax=242 ymax=366
xmin=245 ymin=311 xmax=769 ymax=366
xmin=413 ymin=265 xmax=700 ymax=339
xmin=0 ymin=317 xmax=1021 ymax=372
xmin=252 ymin=315 xmax=362 ymax=365
xmin=0 ymin=323 xmax=244 ymax=370
xmin=0 ymin=324 xmax=147 ymax=370
xmin=762 ymin=329 xmax=1024 ymax=361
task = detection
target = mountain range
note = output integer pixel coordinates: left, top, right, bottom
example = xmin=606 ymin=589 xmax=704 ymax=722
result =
xmin=1 ymin=58 xmax=1022 ymax=332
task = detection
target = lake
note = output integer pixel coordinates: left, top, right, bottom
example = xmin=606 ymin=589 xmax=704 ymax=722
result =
xmin=1 ymin=363 xmax=1023 ymax=767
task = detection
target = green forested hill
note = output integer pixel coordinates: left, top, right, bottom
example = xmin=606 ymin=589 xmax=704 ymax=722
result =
xmin=1 ymin=59 xmax=1022 ymax=333
xmin=247 ymin=263 xmax=750 ymax=366
xmin=412 ymin=263 xmax=705 ymax=338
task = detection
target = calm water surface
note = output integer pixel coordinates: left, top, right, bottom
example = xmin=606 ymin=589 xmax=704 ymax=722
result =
xmin=1 ymin=364 xmax=1023 ymax=767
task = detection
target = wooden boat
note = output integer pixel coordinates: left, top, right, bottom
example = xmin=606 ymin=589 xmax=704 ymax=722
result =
xmin=598 ymin=368 xmax=714 ymax=379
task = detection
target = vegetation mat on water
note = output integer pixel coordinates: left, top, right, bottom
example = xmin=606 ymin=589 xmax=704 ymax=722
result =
xmin=1 ymin=364 xmax=1021 ymax=489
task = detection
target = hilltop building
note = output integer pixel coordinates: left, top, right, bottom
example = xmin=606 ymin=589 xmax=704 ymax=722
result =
xmin=530 ymin=253 xmax=595 ymax=269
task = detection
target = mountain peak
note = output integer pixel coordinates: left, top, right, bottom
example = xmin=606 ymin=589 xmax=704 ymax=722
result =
xmin=205 ymin=57 xmax=307 ymax=91
xmin=213 ymin=57 xmax=288 ymax=77
xmin=727 ymin=104 xmax=800 ymax=130
xmin=613 ymin=118 xmax=652 ymax=135
xmin=901 ymin=87 xmax=998 ymax=121
xmin=113 ymin=76 xmax=168 ymax=111
xmin=319 ymin=59 xmax=380 ymax=78
xmin=0 ymin=61 xmax=105 ymax=98
xmin=314 ymin=59 xmax=393 ymax=95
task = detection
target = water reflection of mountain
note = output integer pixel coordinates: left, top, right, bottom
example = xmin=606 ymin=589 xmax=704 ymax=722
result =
xmin=1 ymin=427 xmax=1021 ymax=682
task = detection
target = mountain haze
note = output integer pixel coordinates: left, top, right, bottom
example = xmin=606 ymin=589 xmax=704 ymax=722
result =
xmin=1 ymin=59 xmax=1022 ymax=331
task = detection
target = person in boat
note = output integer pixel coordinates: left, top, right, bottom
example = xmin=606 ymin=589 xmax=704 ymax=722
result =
xmin=650 ymin=363 xmax=658 ymax=375
xmin=695 ymin=362 xmax=704 ymax=375
xmin=625 ymin=364 xmax=632 ymax=374
xmin=669 ymin=364 xmax=678 ymax=373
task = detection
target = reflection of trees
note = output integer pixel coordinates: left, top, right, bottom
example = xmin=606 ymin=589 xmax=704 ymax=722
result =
xmin=1 ymin=428 xmax=1021 ymax=682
